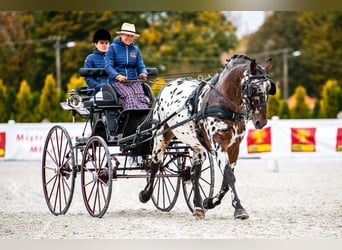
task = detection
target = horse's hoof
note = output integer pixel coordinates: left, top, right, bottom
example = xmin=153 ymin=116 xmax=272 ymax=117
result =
xmin=234 ymin=208 xmax=249 ymax=220
xmin=193 ymin=208 xmax=205 ymax=219
xmin=203 ymin=197 xmax=219 ymax=209
xmin=139 ymin=190 xmax=150 ymax=203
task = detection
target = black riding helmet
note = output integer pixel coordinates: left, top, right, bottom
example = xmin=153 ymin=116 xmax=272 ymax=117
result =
xmin=93 ymin=28 xmax=111 ymax=43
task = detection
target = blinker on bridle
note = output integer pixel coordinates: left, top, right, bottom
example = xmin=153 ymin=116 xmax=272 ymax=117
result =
xmin=241 ymin=65 xmax=274 ymax=112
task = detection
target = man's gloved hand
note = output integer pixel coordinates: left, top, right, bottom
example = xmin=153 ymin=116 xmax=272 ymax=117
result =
xmin=115 ymin=75 xmax=127 ymax=82
xmin=139 ymin=73 xmax=147 ymax=81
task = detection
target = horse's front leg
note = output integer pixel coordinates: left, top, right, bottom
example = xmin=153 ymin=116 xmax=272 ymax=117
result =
xmin=139 ymin=161 xmax=160 ymax=203
xmin=224 ymin=162 xmax=249 ymax=220
xmin=203 ymin=162 xmax=248 ymax=219
xmin=203 ymin=149 xmax=249 ymax=219
xmin=203 ymin=183 xmax=228 ymax=209
xmin=203 ymin=150 xmax=229 ymax=210
xmin=203 ymin=148 xmax=229 ymax=209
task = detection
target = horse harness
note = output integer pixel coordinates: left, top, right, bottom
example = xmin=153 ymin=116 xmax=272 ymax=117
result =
xmin=186 ymin=75 xmax=246 ymax=152
xmin=152 ymin=75 xmax=246 ymax=152
xmin=150 ymin=65 xmax=273 ymax=153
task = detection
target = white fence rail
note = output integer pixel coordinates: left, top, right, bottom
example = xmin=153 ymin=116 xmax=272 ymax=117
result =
xmin=0 ymin=118 xmax=341 ymax=161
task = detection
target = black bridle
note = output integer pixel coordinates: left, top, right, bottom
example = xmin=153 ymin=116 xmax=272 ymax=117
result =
xmin=196 ymin=63 xmax=273 ymax=124
xmin=241 ymin=65 xmax=275 ymax=118
xmin=120 ymin=58 xmax=275 ymax=151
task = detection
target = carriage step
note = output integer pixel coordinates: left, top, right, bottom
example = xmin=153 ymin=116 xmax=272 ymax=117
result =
xmin=107 ymin=135 xmax=120 ymax=143
xmin=75 ymin=137 xmax=89 ymax=144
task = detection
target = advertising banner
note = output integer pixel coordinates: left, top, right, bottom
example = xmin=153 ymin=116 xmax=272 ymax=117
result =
xmin=247 ymin=126 xmax=271 ymax=153
xmin=0 ymin=119 xmax=341 ymax=161
xmin=0 ymin=132 xmax=5 ymax=158
xmin=336 ymin=128 xmax=342 ymax=152
xmin=291 ymin=127 xmax=316 ymax=152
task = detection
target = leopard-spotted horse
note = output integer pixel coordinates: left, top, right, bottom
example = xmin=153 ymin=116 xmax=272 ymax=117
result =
xmin=139 ymin=54 xmax=276 ymax=219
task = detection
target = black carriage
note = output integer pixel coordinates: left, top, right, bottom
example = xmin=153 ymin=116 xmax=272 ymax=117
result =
xmin=41 ymin=68 xmax=215 ymax=218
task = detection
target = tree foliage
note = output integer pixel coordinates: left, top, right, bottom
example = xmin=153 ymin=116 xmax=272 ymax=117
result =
xmin=140 ymin=11 xmax=238 ymax=74
xmin=290 ymin=86 xmax=312 ymax=119
xmin=66 ymin=74 xmax=87 ymax=94
xmin=245 ymin=11 xmax=342 ymax=99
xmin=13 ymin=80 xmax=33 ymax=122
xmin=38 ymin=74 xmax=61 ymax=122
xmin=0 ymin=12 xmax=35 ymax=91
xmin=298 ymin=12 xmax=342 ymax=96
xmin=279 ymin=100 xmax=291 ymax=119
xmin=318 ymin=79 xmax=341 ymax=118
xmin=0 ymin=79 xmax=8 ymax=122
xmin=0 ymin=11 xmax=341 ymax=122
xmin=266 ymin=87 xmax=281 ymax=119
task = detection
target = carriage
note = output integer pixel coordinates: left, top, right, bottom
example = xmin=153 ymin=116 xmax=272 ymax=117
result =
xmin=41 ymin=67 xmax=215 ymax=218
xmin=42 ymin=54 xmax=275 ymax=219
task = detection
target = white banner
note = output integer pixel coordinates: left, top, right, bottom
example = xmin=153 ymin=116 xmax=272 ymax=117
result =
xmin=241 ymin=118 xmax=342 ymax=160
xmin=0 ymin=118 xmax=341 ymax=161
xmin=0 ymin=122 xmax=91 ymax=161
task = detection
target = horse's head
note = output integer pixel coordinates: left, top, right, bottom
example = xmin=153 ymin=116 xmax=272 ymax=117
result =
xmin=241 ymin=57 xmax=276 ymax=129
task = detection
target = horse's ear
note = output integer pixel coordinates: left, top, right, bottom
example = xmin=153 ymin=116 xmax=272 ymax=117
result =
xmin=264 ymin=57 xmax=272 ymax=73
xmin=250 ymin=59 xmax=257 ymax=74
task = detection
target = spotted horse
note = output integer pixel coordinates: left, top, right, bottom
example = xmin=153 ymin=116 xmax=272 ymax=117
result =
xmin=139 ymin=54 xmax=276 ymax=219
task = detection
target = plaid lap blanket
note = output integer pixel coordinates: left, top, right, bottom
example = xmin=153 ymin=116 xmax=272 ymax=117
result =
xmin=112 ymin=81 xmax=149 ymax=109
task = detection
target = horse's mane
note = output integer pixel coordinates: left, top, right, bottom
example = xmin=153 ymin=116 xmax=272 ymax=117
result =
xmin=224 ymin=54 xmax=254 ymax=70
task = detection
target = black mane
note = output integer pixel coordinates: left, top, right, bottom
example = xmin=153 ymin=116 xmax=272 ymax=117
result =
xmin=225 ymin=54 xmax=254 ymax=70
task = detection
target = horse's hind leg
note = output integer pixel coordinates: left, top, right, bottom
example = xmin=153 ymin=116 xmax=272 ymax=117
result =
xmin=191 ymin=160 xmax=205 ymax=218
xmin=139 ymin=131 xmax=172 ymax=203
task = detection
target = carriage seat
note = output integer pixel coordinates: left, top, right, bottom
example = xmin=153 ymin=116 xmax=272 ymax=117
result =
xmin=90 ymin=83 xmax=154 ymax=141
xmin=79 ymin=67 xmax=156 ymax=109
xmin=94 ymin=84 xmax=121 ymax=108
xmin=91 ymin=83 xmax=154 ymax=109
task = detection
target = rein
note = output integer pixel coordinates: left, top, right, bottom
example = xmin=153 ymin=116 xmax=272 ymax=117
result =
xmin=194 ymin=80 xmax=246 ymax=123
xmin=207 ymin=82 xmax=245 ymax=118
xmin=152 ymin=76 xmax=247 ymax=139
xmin=149 ymin=78 xmax=247 ymax=152
xmin=133 ymin=62 xmax=273 ymax=148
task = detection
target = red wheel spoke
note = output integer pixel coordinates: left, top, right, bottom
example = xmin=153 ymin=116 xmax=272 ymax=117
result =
xmin=42 ymin=126 xmax=75 ymax=216
xmin=81 ymin=136 xmax=112 ymax=217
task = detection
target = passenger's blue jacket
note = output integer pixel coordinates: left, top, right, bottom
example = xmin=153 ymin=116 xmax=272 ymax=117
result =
xmin=105 ymin=38 xmax=147 ymax=81
xmin=84 ymin=48 xmax=108 ymax=90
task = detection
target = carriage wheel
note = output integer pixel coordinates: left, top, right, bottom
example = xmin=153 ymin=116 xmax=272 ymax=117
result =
xmin=42 ymin=125 xmax=76 ymax=216
xmin=150 ymin=148 xmax=182 ymax=212
xmin=81 ymin=136 xmax=113 ymax=218
xmin=182 ymin=150 xmax=215 ymax=212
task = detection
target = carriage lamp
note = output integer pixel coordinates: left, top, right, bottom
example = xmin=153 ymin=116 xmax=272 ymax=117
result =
xmin=67 ymin=90 xmax=82 ymax=109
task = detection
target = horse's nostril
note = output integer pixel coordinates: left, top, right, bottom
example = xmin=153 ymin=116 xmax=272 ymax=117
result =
xmin=255 ymin=120 xmax=267 ymax=129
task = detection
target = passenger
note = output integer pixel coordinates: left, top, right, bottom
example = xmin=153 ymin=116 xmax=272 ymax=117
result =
xmin=84 ymin=28 xmax=111 ymax=91
xmin=105 ymin=22 xmax=149 ymax=110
